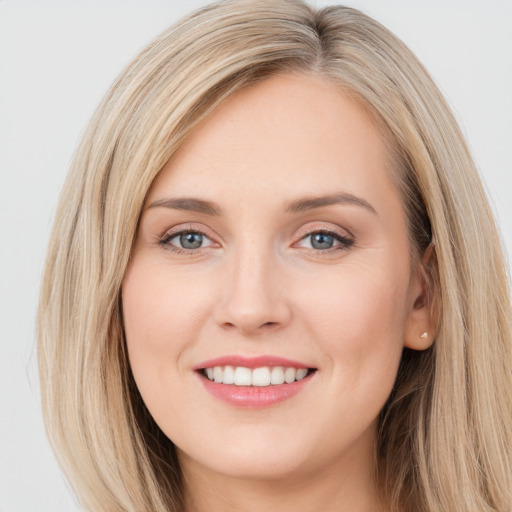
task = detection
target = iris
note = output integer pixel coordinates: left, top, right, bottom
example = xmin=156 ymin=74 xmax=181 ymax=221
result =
xmin=180 ymin=232 xmax=203 ymax=249
xmin=310 ymin=233 xmax=335 ymax=250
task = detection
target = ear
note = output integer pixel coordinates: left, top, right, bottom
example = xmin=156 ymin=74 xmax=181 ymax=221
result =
xmin=404 ymin=245 xmax=437 ymax=350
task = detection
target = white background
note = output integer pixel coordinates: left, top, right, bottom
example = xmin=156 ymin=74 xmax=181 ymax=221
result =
xmin=0 ymin=1 xmax=511 ymax=510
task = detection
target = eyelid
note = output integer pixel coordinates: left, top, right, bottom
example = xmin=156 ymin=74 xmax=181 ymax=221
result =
xmin=294 ymin=222 xmax=354 ymax=241
xmin=166 ymin=230 xmax=213 ymax=247
xmin=292 ymin=224 xmax=355 ymax=251
xmin=157 ymin=223 xmax=220 ymax=253
xmin=155 ymin=222 xmax=354 ymax=255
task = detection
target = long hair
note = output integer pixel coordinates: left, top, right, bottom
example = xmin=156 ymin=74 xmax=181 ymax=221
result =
xmin=38 ymin=1 xmax=512 ymax=511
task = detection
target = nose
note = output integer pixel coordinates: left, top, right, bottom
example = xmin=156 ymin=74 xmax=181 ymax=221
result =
xmin=213 ymin=247 xmax=292 ymax=336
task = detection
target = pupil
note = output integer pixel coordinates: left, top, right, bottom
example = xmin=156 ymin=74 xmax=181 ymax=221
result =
xmin=180 ymin=232 xmax=203 ymax=249
xmin=311 ymin=233 xmax=334 ymax=250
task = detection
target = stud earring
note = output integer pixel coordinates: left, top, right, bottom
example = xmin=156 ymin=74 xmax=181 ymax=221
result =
xmin=420 ymin=332 xmax=428 ymax=339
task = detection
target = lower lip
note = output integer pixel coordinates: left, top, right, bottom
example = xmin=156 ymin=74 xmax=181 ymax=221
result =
xmin=197 ymin=372 xmax=315 ymax=409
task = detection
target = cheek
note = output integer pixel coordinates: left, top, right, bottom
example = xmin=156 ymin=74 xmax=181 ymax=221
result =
xmin=121 ymin=259 xmax=215 ymax=434
xmin=302 ymin=262 xmax=408 ymax=340
xmin=297 ymin=262 xmax=408 ymax=394
xmin=123 ymin=260 xmax=208 ymax=354
xmin=121 ymin=259 xmax=206 ymax=405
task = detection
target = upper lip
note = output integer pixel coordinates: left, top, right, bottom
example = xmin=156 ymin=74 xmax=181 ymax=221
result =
xmin=194 ymin=355 xmax=315 ymax=370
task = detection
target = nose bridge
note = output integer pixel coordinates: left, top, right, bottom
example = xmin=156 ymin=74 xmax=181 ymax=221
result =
xmin=214 ymin=236 xmax=290 ymax=334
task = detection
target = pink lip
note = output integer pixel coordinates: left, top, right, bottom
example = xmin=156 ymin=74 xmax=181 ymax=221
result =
xmin=193 ymin=355 xmax=317 ymax=409
xmin=194 ymin=355 xmax=312 ymax=370
xmin=197 ymin=371 xmax=315 ymax=409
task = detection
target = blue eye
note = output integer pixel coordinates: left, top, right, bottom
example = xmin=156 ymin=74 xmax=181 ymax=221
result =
xmin=310 ymin=233 xmax=335 ymax=250
xmin=297 ymin=230 xmax=354 ymax=251
xmin=160 ymin=230 xmax=212 ymax=251
xmin=179 ymin=232 xmax=204 ymax=249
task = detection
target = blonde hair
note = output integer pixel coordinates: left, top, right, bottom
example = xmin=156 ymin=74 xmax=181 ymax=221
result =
xmin=38 ymin=1 xmax=512 ymax=511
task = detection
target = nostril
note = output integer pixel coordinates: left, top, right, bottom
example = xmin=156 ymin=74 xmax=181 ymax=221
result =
xmin=220 ymin=319 xmax=282 ymax=333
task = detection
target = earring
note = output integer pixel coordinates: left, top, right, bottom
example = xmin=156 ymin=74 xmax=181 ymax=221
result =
xmin=420 ymin=332 xmax=428 ymax=339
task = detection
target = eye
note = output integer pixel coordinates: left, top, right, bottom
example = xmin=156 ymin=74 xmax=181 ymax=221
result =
xmin=159 ymin=230 xmax=213 ymax=252
xmin=309 ymin=232 xmax=336 ymax=250
xmin=296 ymin=230 xmax=354 ymax=252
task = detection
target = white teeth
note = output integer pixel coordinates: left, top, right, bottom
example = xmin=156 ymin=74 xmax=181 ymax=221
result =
xmin=296 ymin=368 xmax=308 ymax=381
xmin=233 ymin=367 xmax=252 ymax=386
xmin=252 ymin=367 xmax=271 ymax=387
xmin=270 ymin=366 xmax=285 ymax=385
xmin=213 ymin=366 xmax=223 ymax=383
xmin=223 ymin=365 xmax=235 ymax=384
xmin=284 ymin=367 xmax=296 ymax=383
xmin=203 ymin=365 xmax=311 ymax=386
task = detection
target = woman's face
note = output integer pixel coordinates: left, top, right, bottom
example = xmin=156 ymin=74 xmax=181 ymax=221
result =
xmin=122 ymin=73 xmax=431 ymax=484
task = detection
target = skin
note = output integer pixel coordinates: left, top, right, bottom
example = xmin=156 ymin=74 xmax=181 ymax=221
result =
xmin=122 ymin=73 xmax=434 ymax=512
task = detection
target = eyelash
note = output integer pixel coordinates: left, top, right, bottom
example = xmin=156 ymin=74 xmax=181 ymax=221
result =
xmin=158 ymin=227 xmax=354 ymax=255
xmin=158 ymin=227 xmax=212 ymax=255
xmin=296 ymin=228 xmax=354 ymax=254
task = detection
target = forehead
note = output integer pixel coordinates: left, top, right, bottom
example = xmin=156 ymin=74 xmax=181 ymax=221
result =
xmin=147 ymin=73 xmax=398 ymax=216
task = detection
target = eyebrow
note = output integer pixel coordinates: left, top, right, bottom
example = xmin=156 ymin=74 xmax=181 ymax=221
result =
xmin=147 ymin=197 xmax=222 ymax=216
xmin=285 ymin=192 xmax=377 ymax=215
xmin=146 ymin=192 xmax=377 ymax=217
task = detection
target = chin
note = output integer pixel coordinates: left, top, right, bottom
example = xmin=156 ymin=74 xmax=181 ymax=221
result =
xmin=176 ymin=432 xmax=317 ymax=482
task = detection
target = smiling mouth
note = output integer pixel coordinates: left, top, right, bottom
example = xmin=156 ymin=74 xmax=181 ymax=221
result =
xmin=199 ymin=365 xmax=317 ymax=387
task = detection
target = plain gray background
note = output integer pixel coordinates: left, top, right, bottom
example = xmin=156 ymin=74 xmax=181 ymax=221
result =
xmin=1 ymin=1 xmax=511 ymax=510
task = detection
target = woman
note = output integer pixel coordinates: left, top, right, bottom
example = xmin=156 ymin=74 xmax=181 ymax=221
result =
xmin=37 ymin=1 xmax=512 ymax=511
